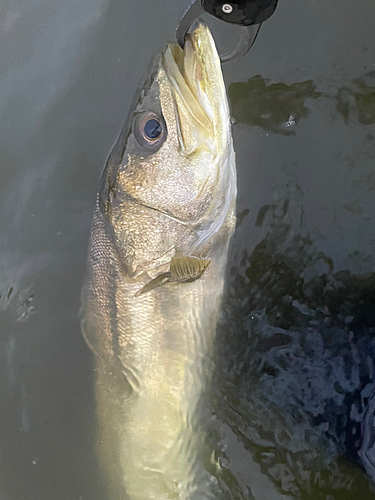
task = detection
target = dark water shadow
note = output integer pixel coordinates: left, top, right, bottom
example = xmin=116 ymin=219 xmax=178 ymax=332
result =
xmin=210 ymin=183 xmax=375 ymax=499
xmin=229 ymin=76 xmax=322 ymax=135
xmin=229 ymin=71 xmax=375 ymax=135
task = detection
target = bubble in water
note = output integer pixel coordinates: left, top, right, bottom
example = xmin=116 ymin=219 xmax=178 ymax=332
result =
xmin=284 ymin=114 xmax=296 ymax=128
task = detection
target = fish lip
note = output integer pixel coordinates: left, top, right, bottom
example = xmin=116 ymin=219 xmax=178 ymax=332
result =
xmin=162 ymin=22 xmax=229 ymax=154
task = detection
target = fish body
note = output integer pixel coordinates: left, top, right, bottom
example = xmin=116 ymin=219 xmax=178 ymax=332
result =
xmin=81 ymin=24 xmax=236 ymax=500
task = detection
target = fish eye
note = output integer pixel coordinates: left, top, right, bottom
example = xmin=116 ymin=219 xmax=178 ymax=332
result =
xmin=134 ymin=111 xmax=167 ymax=150
xmin=144 ymin=119 xmax=162 ymax=140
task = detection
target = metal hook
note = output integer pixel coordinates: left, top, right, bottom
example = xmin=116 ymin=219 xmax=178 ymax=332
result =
xmin=220 ymin=24 xmax=261 ymax=63
xmin=176 ymin=0 xmax=261 ymax=63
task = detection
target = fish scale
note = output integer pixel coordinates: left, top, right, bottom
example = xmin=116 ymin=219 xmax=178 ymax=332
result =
xmin=81 ymin=23 xmax=236 ymax=500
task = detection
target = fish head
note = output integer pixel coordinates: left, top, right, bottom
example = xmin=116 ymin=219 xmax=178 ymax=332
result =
xmin=99 ymin=23 xmax=236 ymax=278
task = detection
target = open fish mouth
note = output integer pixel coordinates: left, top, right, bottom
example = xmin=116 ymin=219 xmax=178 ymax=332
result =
xmin=162 ymin=23 xmax=230 ymax=155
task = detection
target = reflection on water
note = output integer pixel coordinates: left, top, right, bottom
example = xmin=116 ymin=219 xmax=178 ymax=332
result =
xmin=229 ymin=76 xmax=322 ymax=135
xmin=229 ymin=71 xmax=375 ymax=133
xmin=209 ymin=158 xmax=375 ymax=497
xmin=204 ymin=70 xmax=375 ymax=498
xmin=210 ymin=190 xmax=375 ymax=497
xmin=336 ymin=72 xmax=375 ymax=126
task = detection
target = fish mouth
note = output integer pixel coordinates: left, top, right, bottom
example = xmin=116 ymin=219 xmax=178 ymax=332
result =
xmin=162 ymin=23 xmax=229 ymax=155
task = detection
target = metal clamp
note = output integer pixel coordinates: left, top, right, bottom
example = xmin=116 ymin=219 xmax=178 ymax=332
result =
xmin=176 ymin=0 xmax=262 ymax=63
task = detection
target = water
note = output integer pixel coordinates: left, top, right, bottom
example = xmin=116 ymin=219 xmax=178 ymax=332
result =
xmin=1 ymin=0 xmax=375 ymax=498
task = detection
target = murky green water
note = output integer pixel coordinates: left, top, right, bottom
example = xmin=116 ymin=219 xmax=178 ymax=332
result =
xmin=1 ymin=0 xmax=375 ymax=498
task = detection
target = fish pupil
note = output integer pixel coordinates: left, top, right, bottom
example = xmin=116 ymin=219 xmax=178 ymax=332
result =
xmin=144 ymin=119 xmax=162 ymax=140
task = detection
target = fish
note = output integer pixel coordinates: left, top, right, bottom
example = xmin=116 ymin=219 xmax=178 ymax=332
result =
xmin=81 ymin=22 xmax=237 ymax=500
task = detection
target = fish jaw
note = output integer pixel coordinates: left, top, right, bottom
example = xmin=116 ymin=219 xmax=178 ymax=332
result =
xmin=162 ymin=22 xmax=230 ymax=157
xmin=160 ymin=22 xmax=236 ymax=254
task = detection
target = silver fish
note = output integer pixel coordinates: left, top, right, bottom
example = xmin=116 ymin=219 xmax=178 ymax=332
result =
xmin=81 ymin=23 xmax=236 ymax=500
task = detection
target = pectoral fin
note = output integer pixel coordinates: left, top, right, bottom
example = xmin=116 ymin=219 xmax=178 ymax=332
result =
xmin=135 ymin=256 xmax=210 ymax=296
xmin=169 ymin=255 xmax=211 ymax=282
xmin=135 ymin=272 xmax=170 ymax=296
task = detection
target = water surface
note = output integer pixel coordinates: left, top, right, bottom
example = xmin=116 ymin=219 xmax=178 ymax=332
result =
xmin=1 ymin=0 xmax=375 ymax=498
